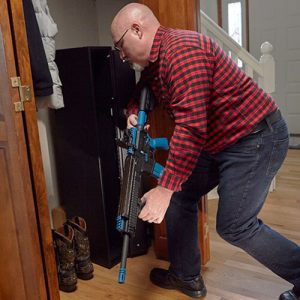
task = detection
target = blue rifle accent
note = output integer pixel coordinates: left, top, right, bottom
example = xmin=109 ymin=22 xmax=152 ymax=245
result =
xmin=148 ymin=136 xmax=169 ymax=151
xmin=128 ymin=127 xmax=136 ymax=155
xmin=137 ymin=110 xmax=147 ymax=127
xmin=152 ymin=162 xmax=164 ymax=179
xmin=116 ymin=215 xmax=126 ymax=232
xmin=118 ymin=268 xmax=126 ymax=284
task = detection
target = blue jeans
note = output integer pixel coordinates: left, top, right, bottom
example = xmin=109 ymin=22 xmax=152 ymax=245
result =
xmin=166 ymin=118 xmax=300 ymax=289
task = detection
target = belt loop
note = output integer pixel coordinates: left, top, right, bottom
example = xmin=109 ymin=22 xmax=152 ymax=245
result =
xmin=266 ymin=117 xmax=274 ymax=132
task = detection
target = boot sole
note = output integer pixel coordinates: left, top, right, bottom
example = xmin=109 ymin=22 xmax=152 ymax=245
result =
xmin=180 ymin=286 xmax=207 ymax=298
xmin=59 ymin=284 xmax=77 ymax=293
xmin=151 ymin=276 xmax=207 ymax=298
xmin=77 ymin=272 xmax=94 ymax=280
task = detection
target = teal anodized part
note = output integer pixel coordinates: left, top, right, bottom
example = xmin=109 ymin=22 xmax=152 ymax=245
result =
xmin=137 ymin=111 xmax=147 ymax=126
xmin=153 ymin=162 xmax=164 ymax=179
xmin=116 ymin=216 xmax=125 ymax=232
xmin=128 ymin=127 xmax=137 ymax=155
xmin=149 ymin=137 xmax=169 ymax=150
xmin=130 ymin=127 xmax=137 ymax=144
xmin=118 ymin=267 xmax=126 ymax=283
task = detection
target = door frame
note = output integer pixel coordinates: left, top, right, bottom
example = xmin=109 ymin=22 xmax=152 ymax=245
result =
xmin=138 ymin=0 xmax=210 ymax=266
xmin=0 ymin=0 xmax=59 ymax=299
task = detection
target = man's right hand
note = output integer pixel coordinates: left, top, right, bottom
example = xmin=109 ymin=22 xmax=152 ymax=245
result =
xmin=127 ymin=114 xmax=138 ymax=129
xmin=127 ymin=114 xmax=150 ymax=131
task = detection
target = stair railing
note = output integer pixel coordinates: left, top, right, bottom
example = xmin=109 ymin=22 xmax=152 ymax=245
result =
xmin=200 ymin=10 xmax=275 ymax=94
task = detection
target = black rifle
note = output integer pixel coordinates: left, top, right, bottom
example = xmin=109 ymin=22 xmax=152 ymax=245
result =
xmin=116 ymin=86 xmax=169 ymax=283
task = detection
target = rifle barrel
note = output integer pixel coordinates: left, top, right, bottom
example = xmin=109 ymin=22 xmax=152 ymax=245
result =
xmin=118 ymin=233 xmax=130 ymax=283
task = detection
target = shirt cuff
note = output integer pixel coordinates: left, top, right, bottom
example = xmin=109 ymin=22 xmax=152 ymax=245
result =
xmin=158 ymin=169 xmax=185 ymax=192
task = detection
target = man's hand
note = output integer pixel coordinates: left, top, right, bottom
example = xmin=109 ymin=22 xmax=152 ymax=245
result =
xmin=127 ymin=114 xmax=138 ymax=129
xmin=127 ymin=114 xmax=150 ymax=131
xmin=138 ymin=186 xmax=173 ymax=224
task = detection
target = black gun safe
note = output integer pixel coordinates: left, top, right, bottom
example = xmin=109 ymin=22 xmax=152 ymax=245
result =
xmin=53 ymin=47 xmax=149 ymax=268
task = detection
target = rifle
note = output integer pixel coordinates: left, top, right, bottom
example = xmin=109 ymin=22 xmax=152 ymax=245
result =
xmin=116 ymin=86 xmax=169 ymax=284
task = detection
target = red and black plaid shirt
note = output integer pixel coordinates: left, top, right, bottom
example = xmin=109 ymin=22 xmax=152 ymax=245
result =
xmin=128 ymin=26 xmax=278 ymax=192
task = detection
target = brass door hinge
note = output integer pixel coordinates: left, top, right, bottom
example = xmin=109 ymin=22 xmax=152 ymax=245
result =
xmin=11 ymin=76 xmax=31 ymax=112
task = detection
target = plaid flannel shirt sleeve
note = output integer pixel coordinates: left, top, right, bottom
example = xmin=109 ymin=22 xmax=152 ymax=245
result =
xmin=158 ymin=46 xmax=213 ymax=191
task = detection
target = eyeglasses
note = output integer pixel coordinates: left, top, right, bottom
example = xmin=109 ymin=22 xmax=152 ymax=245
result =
xmin=114 ymin=28 xmax=129 ymax=52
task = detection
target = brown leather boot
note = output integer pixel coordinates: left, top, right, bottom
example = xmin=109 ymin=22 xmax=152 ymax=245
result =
xmin=66 ymin=217 xmax=94 ymax=280
xmin=52 ymin=224 xmax=77 ymax=292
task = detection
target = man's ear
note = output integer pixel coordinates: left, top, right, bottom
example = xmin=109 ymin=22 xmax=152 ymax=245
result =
xmin=131 ymin=23 xmax=143 ymax=39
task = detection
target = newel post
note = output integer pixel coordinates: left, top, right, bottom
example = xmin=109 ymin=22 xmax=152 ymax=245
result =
xmin=258 ymin=41 xmax=275 ymax=93
xmin=259 ymin=41 xmax=276 ymax=192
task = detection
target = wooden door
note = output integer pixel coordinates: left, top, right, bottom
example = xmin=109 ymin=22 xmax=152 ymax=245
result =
xmin=138 ymin=0 xmax=210 ymax=265
xmin=0 ymin=0 xmax=59 ymax=299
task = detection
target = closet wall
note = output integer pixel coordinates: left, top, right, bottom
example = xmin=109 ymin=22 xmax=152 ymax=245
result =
xmin=200 ymin=0 xmax=218 ymax=23
xmin=47 ymin=0 xmax=99 ymax=49
xmin=96 ymin=0 xmax=132 ymax=46
xmin=37 ymin=0 xmax=130 ymax=220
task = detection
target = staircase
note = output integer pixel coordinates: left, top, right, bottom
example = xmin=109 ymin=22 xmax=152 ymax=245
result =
xmin=199 ymin=11 xmax=276 ymax=197
xmin=200 ymin=10 xmax=275 ymax=93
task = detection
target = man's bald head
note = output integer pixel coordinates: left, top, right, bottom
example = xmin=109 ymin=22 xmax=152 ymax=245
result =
xmin=111 ymin=3 xmax=160 ymax=71
xmin=111 ymin=3 xmax=160 ymax=37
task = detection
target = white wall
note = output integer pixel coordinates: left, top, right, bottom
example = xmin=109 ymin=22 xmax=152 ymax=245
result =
xmin=249 ymin=0 xmax=300 ymax=135
xmin=200 ymin=0 xmax=218 ymax=24
xmin=48 ymin=0 xmax=133 ymax=47
xmin=96 ymin=0 xmax=132 ymax=46
xmin=47 ymin=0 xmax=99 ymax=49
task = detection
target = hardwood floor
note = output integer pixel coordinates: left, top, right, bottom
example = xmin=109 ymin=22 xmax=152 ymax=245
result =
xmin=60 ymin=150 xmax=300 ymax=300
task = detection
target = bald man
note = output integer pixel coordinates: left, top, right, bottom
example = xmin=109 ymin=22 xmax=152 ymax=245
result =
xmin=111 ymin=3 xmax=300 ymax=300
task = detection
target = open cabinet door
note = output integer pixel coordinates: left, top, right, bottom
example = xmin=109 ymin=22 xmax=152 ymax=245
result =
xmin=0 ymin=0 xmax=59 ymax=299
xmin=137 ymin=0 xmax=210 ymax=266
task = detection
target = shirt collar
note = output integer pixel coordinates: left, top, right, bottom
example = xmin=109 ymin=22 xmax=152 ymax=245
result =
xmin=149 ymin=26 xmax=167 ymax=63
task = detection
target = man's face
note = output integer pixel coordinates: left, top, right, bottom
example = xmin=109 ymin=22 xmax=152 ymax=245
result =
xmin=113 ymin=26 xmax=148 ymax=71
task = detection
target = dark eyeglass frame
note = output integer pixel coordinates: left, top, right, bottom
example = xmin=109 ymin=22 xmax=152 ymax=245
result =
xmin=114 ymin=28 xmax=130 ymax=52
